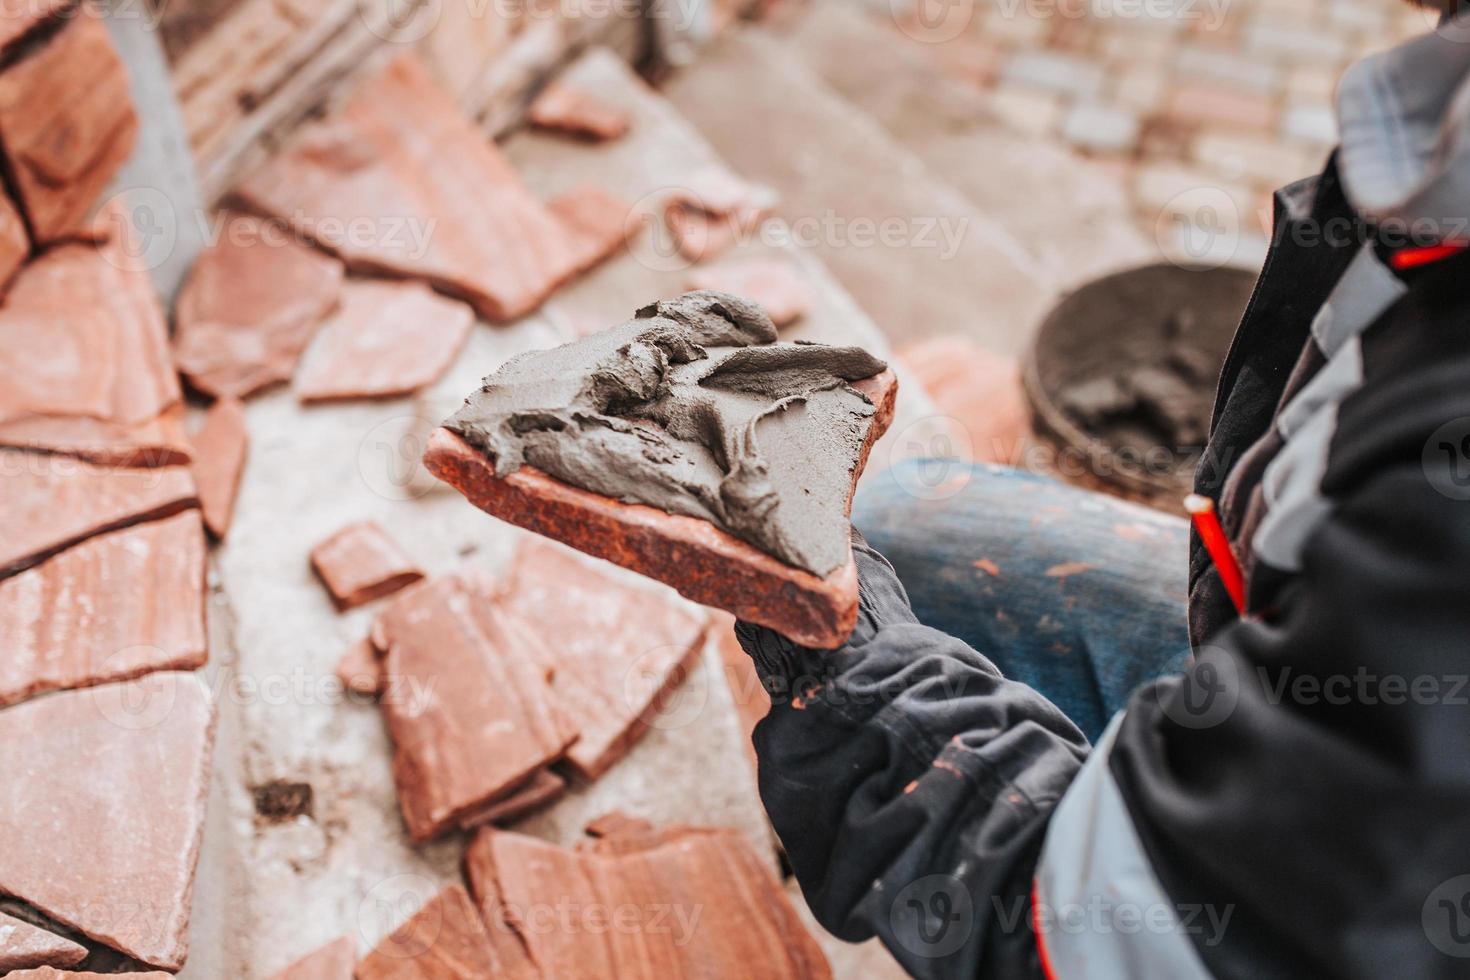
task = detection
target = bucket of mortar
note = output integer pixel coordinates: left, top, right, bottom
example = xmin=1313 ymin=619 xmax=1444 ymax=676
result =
xmin=1021 ymin=263 xmax=1256 ymax=512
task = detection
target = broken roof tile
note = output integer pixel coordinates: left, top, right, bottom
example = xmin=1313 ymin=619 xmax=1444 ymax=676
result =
xmin=663 ymin=170 xmax=777 ymax=263
xmin=527 ymin=82 xmax=632 ymax=141
xmin=494 ymin=539 xmax=709 ymax=779
xmin=335 ymin=636 xmax=384 ymax=698
xmin=293 ymin=280 xmax=474 ymax=403
xmin=687 ymin=260 xmax=811 ymax=328
xmin=375 ymin=571 xmax=578 ymax=841
xmin=356 ymin=884 xmax=537 ymax=979
xmin=173 ymin=213 xmax=345 ymax=399
xmin=0 ymin=0 xmax=68 ymax=55
xmin=309 ymin=521 xmax=424 ymax=611
xmin=548 ymin=184 xmax=634 ymax=273
xmin=4 ymin=970 xmax=172 ymax=980
xmin=0 ymin=449 xmax=197 ymax=578
xmin=0 ymin=235 xmax=190 ymax=467
xmin=457 ymin=769 xmax=567 ymax=831
xmin=233 ymin=53 xmax=619 ymax=323
xmin=0 ymin=672 xmax=216 ymax=970
xmin=191 ymin=397 xmax=248 ymax=538
xmin=0 ymin=190 xmax=26 ymax=288
xmin=0 ymin=509 xmax=207 ymax=708
xmin=0 ymin=11 xmax=137 ymax=243
xmin=266 ymin=934 xmax=355 ymax=979
xmin=0 ymin=911 xmax=87 ymax=973
xmin=466 ymin=822 xmax=831 ymax=978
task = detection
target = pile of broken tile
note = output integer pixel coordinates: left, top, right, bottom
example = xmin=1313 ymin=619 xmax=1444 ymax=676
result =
xmin=0 ymin=13 xmax=836 ymax=973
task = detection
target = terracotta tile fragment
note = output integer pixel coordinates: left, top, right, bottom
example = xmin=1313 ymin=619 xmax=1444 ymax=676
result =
xmin=172 ymin=212 xmax=345 ymax=399
xmin=664 ymin=170 xmax=776 ymax=263
xmin=0 ymin=237 xmax=189 ymax=466
xmin=422 ymin=371 xmax=897 ymax=649
xmin=309 ymin=521 xmax=424 ymax=610
xmin=335 ymin=636 xmax=384 ymax=697
xmin=293 ymin=280 xmax=475 ymax=403
xmin=374 ymin=571 xmax=578 ymax=840
xmin=528 ymin=81 xmax=632 ymax=141
xmin=191 ymin=397 xmax=248 ymax=538
xmin=0 ymin=910 xmax=86 ymax=973
xmin=266 ymin=934 xmax=355 ymax=979
xmin=0 ymin=190 xmax=26 ymax=287
xmin=495 ymin=539 xmax=710 ymax=779
xmin=0 ymin=11 xmax=137 ymax=243
xmin=0 ymin=673 xmax=216 ymax=970
xmin=466 ymin=823 xmax=831 ymax=978
xmin=0 ymin=449 xmax=197 ymax=578
xmin=4 ymin=970 xmax=172 ymax=979
xmin=548 ymin=184 xmax=634 ymax=271
xmin=687 ymin=260 xmax=812 ymax=327
xmin=356 ymin=884 xmax=537 ymax=979
xmin=0 ymin=0 xmax=68 ymax=55
xmin=0 ymin=510 xmax=207 ymax=708
xmin=233 ymin=53 xmax=620 ymax=323
xmin=457 ymin=769 xmax=567 ymax=830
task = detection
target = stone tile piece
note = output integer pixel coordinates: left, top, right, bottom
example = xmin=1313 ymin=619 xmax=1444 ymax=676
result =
xmin=466 ymin=822 xmax=831 ymax=978
xmin=495 ymin=539 xmax=711 ymax=779
xmin=234 ymin=53 xmax=620 ymax=323
xmin=0 ymin=911 xmax=87 ymax=973
xmin=293 ymin=280 xmax=475 ymax=403
xmin=0 ymin=509 xmax=207 ymax=708
xmin=266 ymin=934 xmax=355 ymax=979
xmin=374 ymin=571 xmax=578 ymax=841
xmin=0 ymin=237 xmax=189 ymax=467
xmin=458 ymin=769 xmax=567 ymax=830
xmin=172 ymin=213 xmax=345 ymax=399
xmin=0 ymin=673 xmax=216 ymax=970
xmin=356 ymin=884 xmax=537 ymax=979
xmin=309 ymin=520 xmax=424 ymax=611
xmin=191 ymin=397 xmax=248 ymax=538
xmin=528 ymin=81 xmax=632 ymax=141
xmin=547 ymin=183 xmax=634 ymax=272
xmin=0 ymin=449 xmax=197 ymax=578
xmin=0 ymin=12 xmax=137 ymax=243
xmin=1001 ymin=50 xmax=1105 ymax=98
xmin=1061 ymin=102 xmax=1141 ymax=154
xmin=687 ymin=259 xmax=812 ymax=327
xmin=423 ymin=370 xmax=897 ymax=649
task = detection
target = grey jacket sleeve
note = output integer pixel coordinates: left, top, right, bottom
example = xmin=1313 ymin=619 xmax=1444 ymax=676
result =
xmin=735 ymin=541 xmax=1090 ymax=979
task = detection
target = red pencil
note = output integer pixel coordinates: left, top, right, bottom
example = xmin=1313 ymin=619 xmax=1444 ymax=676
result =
xmin=1184 ymin=494 xmax=1246 ymax=615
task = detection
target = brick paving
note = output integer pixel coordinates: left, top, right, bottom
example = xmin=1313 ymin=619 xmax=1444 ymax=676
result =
xmin=883 ymin=0 xmax=1428 ymax=263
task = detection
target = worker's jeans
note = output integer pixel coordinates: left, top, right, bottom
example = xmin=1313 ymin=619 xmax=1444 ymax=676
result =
xmin=852 ymin=460 xmax=1192 ymax=743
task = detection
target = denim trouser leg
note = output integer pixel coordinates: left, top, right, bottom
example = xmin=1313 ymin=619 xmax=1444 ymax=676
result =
xmin=852 ymin=460 xmax=1192 ymax=743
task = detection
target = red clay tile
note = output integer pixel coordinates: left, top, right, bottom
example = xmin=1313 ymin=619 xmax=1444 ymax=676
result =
xmin=466 ymin=822 xmax=831 ymax=978
xmin=897 ymin=336 xmax=1032 ymax=465
xmin=664 ymin=170 xmax=776 ymax=263
xmin=0 ymin=11 xmax=137 ymax=243
xmin=4 ymin=970 xmax=171 ymax=979
xmin=0 ymin=190 xmax=26 ymax=287
xmin=191 ymin=397 xmax=248 ymax=538
xmin=266 ymin=935 xmax=355 ymax=979
xmin=0 ymin=911 xmax=86 ymax=973
xmin=687 ymin=260 xmax=811 ymax=327
xmin=0 ymin=510 xmax=207 ymax=708
xmin=173 ymin=212 xmax=345 ymax=399
xmin=0 ymin=236 xmax=190 ymax=467
xmin=0 ymin=449 xmax=197 ymax=578
xmin=548 ymin=184 xmax=635 ymax=272
xmin=293 ymin=280 xmax=474 ymax=403
xmin=309 ymin=521 xmax=424 ymax=611
xmin=374 ymin=571 xmax=578 ymax=841
xmin=494 ymin=539 xmax=710 ymax=779
xmin=356 ymin=884 xmax=538 ymax=979
xmin=0 ymin=672 xmax=216 ymax=970
xmin=0 ymin=0 xmax=67 ymax=54
xmin=335 ymin=636 xmax=384 ymax=697
xmin=234 ymin=54 xmax=621 ymax=323
xmin=422 ymin=370 xmax=897 ymax=649
xmin=527 ymin=82 xmax=632 ymax=141
xmin=458 ymin=769 xmax=567 ymax=830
